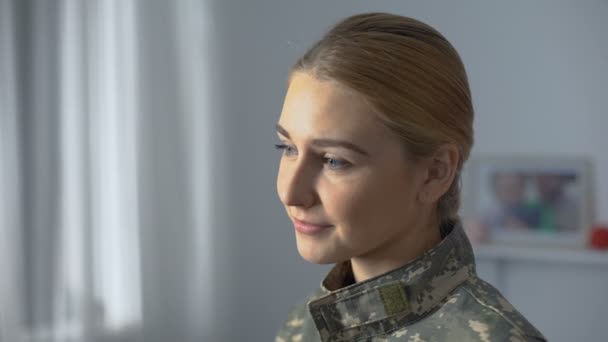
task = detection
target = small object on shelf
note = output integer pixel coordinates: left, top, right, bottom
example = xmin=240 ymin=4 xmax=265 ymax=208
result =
xmin=589 ymin=224 xmax=608 ymax=250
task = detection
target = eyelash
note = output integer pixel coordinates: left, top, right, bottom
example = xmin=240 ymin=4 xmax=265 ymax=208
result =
xmin=274 ymin=143 xmax=351 ymax=170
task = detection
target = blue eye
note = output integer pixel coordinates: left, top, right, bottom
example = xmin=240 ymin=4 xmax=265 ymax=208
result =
xmin=274 ymin=143 xmax=296 ymax=156
xmin=275 ymin=143 xmax=351 ymax=171
xmin=324 ymin=157 xmax=350 ymax=170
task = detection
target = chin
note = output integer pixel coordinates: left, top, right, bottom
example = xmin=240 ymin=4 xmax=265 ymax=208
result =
xmin=296 ymin=237 xmax=344 ymax=265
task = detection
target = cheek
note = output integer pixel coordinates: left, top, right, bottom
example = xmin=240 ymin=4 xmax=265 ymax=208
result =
xmin=276 ymin=160 xmax=287 ymax=202
xmin=276 ymin=164 xmax=283 ymax=197
xmin=314 ymin=176 xmax=368 ymax=234
xmin=326 ymin=170 xmax=419 ymax=240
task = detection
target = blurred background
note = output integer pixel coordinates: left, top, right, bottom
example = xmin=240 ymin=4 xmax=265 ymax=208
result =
xmin=1 ymin=0 xmax=607 ymax=341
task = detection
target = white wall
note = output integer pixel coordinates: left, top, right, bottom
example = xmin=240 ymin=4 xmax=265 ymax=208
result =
xmin=208 ymin=1 xmax=608 ymax=341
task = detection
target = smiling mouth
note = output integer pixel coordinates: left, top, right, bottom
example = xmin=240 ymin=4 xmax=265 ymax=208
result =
xmin=293 ymin=218 xmax=333 ymax=235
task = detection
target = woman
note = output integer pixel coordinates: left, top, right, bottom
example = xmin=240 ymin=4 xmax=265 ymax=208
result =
xmin=274 ymin=12 xmax=546 ymax=342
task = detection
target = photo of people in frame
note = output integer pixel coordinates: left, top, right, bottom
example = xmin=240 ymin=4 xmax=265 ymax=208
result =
xmin=482 ymin=171 xmax=580 ymax=233
xmin=465 ymin=158 xmax=592 ymax=246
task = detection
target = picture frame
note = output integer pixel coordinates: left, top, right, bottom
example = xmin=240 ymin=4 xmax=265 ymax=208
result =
xmin=461 ymin=156 xmax=594 ymax=248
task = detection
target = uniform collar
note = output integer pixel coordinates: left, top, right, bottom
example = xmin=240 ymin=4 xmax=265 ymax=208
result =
xmin=307 ymin=221 xmax=476 ymax=342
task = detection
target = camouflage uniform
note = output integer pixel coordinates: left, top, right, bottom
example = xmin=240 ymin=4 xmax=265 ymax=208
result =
xmin=275 ymin=222 xmax=546 ymax=342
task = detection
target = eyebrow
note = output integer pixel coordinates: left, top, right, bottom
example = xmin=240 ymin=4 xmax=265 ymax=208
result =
xmin=276 ymin=123 xmax=369 ymax=157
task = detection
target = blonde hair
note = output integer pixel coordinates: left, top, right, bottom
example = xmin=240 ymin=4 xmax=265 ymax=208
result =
xmin=290 ymin=12 xmax=474 ymax=226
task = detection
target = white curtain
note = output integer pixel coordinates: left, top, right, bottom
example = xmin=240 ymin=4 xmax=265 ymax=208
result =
xmin=0 ymin=0 xmax=214 ymax=341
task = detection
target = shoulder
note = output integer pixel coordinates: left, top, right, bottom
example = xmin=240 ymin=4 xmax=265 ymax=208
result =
xmin=429 ymin=276 xmax=546 ymax=341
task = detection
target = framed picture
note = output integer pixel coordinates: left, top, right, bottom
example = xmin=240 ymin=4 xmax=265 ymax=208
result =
xmin=462 ymin=156 xmax=594 ymax=248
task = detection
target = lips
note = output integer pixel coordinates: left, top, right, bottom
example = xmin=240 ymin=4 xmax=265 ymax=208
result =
xmin=293 ymin=218 xmax=332 ymax=235
xmin=294 ymin=218 xmax=331 ymax=227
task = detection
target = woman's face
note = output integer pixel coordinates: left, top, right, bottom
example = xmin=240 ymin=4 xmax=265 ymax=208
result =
xmin=276 ymin=72 xmax=428 ymax=265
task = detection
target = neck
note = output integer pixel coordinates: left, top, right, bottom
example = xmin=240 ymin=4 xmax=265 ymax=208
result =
xmin=350 ymin=210 xmax=442 ymax=283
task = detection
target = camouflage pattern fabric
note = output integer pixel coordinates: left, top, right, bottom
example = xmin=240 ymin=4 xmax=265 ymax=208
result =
xmin=275 ymin=222 xmax=546 ymax=342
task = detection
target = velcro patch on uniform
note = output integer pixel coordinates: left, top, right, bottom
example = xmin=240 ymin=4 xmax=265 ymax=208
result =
xmin=378 ymin=282 xmax=409 ymax=316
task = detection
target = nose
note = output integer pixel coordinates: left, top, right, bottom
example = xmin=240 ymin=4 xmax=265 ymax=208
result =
xmin=277 ymin=156 xmax=316 ymax=208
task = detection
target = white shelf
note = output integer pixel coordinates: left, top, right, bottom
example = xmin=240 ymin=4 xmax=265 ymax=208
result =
xmin=473 ymin=244 xmax=608 ymax=266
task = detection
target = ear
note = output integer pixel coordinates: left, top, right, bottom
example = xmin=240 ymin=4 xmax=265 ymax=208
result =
xmin=417 ymin=144 xmax=460 ymax=204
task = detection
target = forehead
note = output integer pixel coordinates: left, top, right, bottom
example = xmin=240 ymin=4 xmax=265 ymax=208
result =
xmin=278 ymin=72 xmax=386 ymax=141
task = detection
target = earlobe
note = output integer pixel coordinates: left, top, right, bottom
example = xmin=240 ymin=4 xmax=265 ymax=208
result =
xmin=417 ymin=189 xmax=433 ymax=203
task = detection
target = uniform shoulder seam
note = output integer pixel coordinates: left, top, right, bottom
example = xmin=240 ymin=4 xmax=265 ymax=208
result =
xmin=460 ymin=281 xmax=535 ymax=339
